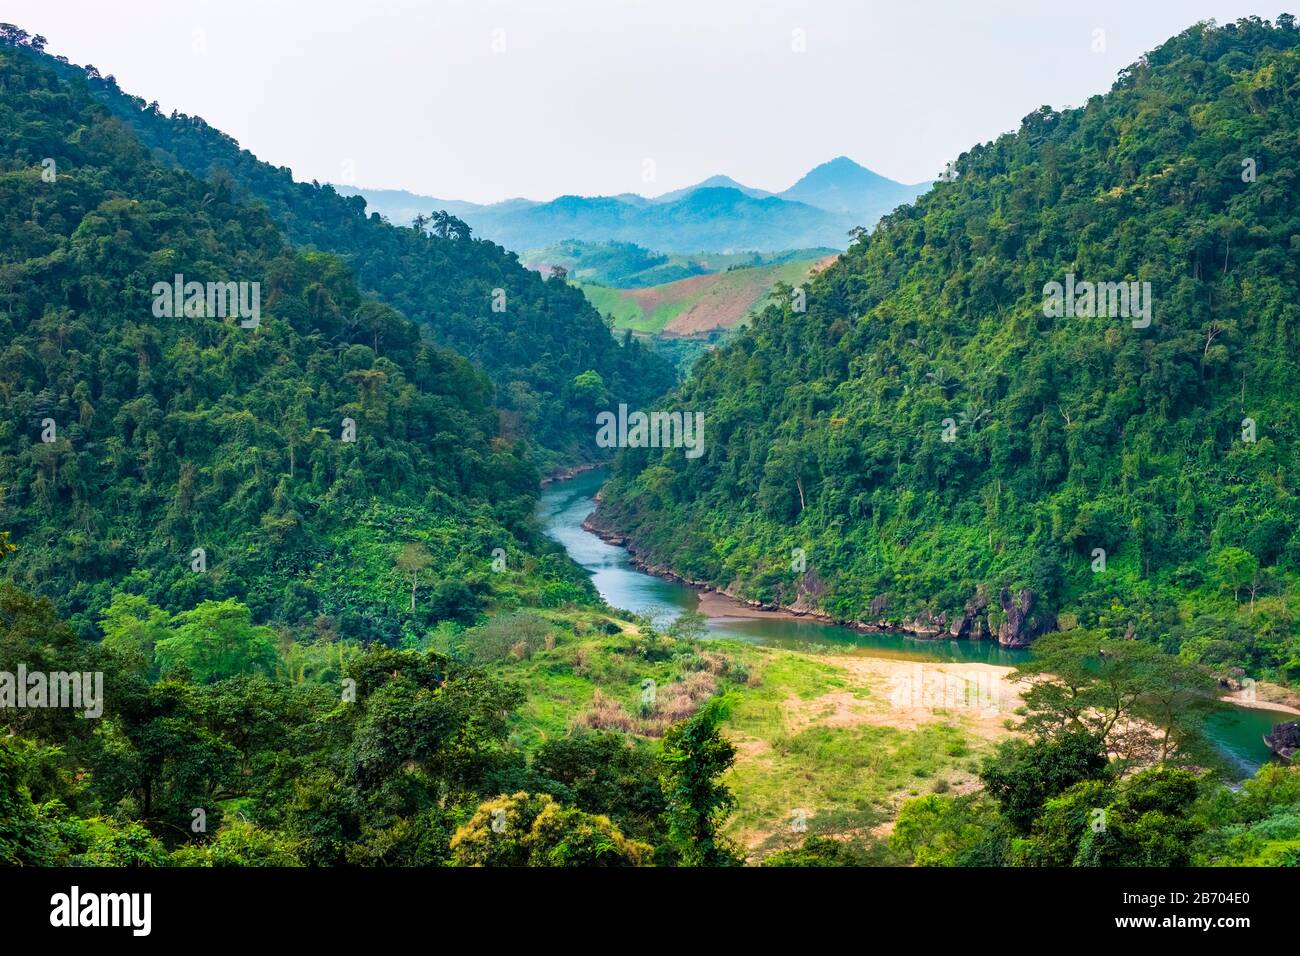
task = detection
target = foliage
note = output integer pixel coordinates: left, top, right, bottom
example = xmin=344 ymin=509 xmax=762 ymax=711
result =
xmin=658 ymin=695 xmax=740 ymax=865
xmin=448 ymin=791 xmax=651 ymax=867
xmin=978 ymin=730 xmax=1110 ymax=832
xmin=13 ymin=40 xmax=678 ymax=471
xmin=0 ymin=36 xmax=594 ymax=638
xmin=762 ymin=835 xmax=879 ymax=867
xmin=597 ymin=17 xmax=1300 ymax=681
xmin=890 ymin=793 xmax=1003 ymax=867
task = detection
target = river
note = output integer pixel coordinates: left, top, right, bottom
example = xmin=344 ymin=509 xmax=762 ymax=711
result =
xmin=539 ymin=468 xmax=1292 ymax=776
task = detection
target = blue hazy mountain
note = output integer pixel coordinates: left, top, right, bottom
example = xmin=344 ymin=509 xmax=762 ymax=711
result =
xmin=779 ymin=156 xmax=926 ymax=215
xmin=342 ymin=158 xmax=930 ymax=254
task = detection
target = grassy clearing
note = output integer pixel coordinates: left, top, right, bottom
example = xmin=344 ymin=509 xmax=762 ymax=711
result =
xmin=577 ymin=258 xmax=830 ymax=336
xmin=482 ymin=615 xmax=1015 ymax=861
xmin=715 ymin=644 xmax=1006 ymax=857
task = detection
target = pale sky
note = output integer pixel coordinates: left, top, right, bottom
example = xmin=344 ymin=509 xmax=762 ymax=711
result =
xmin=5 ymin=0 xmax=1283 ymax=202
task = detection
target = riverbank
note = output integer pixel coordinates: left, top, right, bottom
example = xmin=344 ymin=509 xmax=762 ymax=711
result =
xmin=540 ymin=459 xmax=611 ymax=487
xmin=543 ymin=469 xmax=1295 ymax=774
xmin=581 ymin=510 xmax=952 ymax=638
xmin=582 ymin=496 xmax=1300 ymax=725
xmin=1221 ymin=685 xmax=1300 ymax=716
xmin=721 ymin=644 xmax=1021 ymax=854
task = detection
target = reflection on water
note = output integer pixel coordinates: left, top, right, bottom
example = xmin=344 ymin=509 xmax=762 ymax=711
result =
xmin=539 ymin=468 xmax=1292 ymax=776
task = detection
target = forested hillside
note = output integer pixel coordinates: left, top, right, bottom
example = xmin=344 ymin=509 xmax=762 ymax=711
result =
xmin=3 ymin=15 xmax=1300 ymax=878
xmin=596 ymin=18 xmax=1300 ymax=680
xmin=6 ymin=35 xmax=675 ymax=471
xmin=0 ymin=34 xmax=594 ymax=642
xmin=0 ymin=30 xmax=701 ymax=868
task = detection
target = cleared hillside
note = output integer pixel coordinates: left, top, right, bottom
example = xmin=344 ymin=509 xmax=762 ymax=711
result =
xmin=580 ymin=256 xmax=837 ymax=336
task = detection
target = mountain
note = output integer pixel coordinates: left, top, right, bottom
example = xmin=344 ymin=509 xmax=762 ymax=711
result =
xmin=344 ymin=160 xmax=929 ymax=254
xmin=780 ymin=156 xmax=927 ymax=216
xmin=0 ymin=24 xmax=655 ymax=871
xmin=337 ymin=187 xmax=530 ymax=226
xmin=0 ymin=30 xmax=598 ymax=639
xmin=1 ymin=16 xmax=1296 ymax=878
xmin=592 ymin=18 xmax=1300 ymax=682
xmin=651 ymin=175 xmax=773 ymax=203
xmin=12 ymin=45 xmax=676 ymax=473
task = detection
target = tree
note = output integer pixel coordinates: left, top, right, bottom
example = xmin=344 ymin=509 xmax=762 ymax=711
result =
xmin=155 ymin=600 xmax=278 ymax=682
xmin=98 ymin=677 xmax=240 ymax=834
xmin=570 ymin=369 xmax=608 ymax=408
xmin=890 ymin=793 xmax=1000 ymax=866
xmin=1071 ymin=768 xmax=1205 ymax=867
xmin=658 ymin=695 xmax=739 ymax=866
xmin=99 ymin=592 xmax=171 ymax=675
xmin=429 ymin=210 xmax=472 ymax=240
xmin=1213 ymin=547 xmax=1258 ymax=604
xmin=666 ymin=610 xmax=707 ymax=643
xmin=0 ymin=736 xmax=55 ymax=865
xmin=1013 ymin=630 xmax=1215 ymax=766
xmin=448 ymin=792 xmax=651 ymax=866
xmin=395 ymin=542 xmax=434 ymax=613
xmin=979 ymin=730 xmax=1109 ymax=833
xmin=170 ymin=821 xmax=302 ymax=867
xmin=532 ymin=731 xmax=668 ymax=848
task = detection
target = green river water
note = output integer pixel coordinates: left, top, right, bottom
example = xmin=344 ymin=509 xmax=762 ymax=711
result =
xmin=540 ymin=468 xmax=1292 ymax=777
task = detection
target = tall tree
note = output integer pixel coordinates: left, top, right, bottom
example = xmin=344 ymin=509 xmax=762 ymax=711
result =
xmin=658 ymin=695 xmax=739 ymax=866
xmin=395 ymin=543 xmax=434 ymax=613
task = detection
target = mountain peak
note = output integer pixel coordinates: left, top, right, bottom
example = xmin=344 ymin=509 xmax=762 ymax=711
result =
xmin=787 ymin=156 xmax=889 ymax=189
xmin=779 ymin=157 xmax=916 ymax=215
xmin=652 ymin=175 xmax=772 ymax=204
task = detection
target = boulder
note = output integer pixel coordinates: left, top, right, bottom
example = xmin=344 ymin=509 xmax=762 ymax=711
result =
xmin=903 ymin=608 xmax=947 ymax=639
xmin=996 ymin=587 xmax=1055 ymax=648
xmin=1264 ymin=722 xmax=1300 ymax=762
xmin=950 ymin=586 xmax=991 ymax=640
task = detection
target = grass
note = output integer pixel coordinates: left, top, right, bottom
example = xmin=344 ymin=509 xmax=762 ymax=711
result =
xmin=483 ymin=618 xmax=1011 ymax=861
xmin=577 ymin=257 xmax=831 ymax=336
xmin=715 ymin=643 xmax=998 ymax=856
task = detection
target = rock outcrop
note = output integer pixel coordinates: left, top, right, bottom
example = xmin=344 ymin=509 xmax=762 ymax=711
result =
xmin=585 ymin=503 xmax=1057 ymax=648
xmin=1264 ymin=722 xmax=1300 ymax=762
xmin=902 ymin=608 xmax=947 ymax=638
xmin=949 ymin=587 xmax=991 ymax=640
xmin=996 ymin=587 xmax=1054 ymax=648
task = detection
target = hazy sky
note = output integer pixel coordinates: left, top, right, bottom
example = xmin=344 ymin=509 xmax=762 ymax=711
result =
xmin=6 ymin=0 xmax=1281 ymax=202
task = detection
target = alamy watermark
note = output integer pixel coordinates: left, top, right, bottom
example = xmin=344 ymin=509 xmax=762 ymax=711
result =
xmin=50 ymin=886 xmax=150 ymax=936
xmin=596 ymin=404 xmax=705 ymax=459
xmin=1 ymin=665 xmax=104 ymax=718
xmin=889 ymin=664 xmax=1004 ymax=715
xmin=151 ymin=274 xmax=261 ymax=328
xmin=1042 ymin=273 xmax=1152 ymax=328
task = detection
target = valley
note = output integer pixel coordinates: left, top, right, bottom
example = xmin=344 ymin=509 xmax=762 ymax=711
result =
xmin=2 ymin=10 xmax=1300 ymax=881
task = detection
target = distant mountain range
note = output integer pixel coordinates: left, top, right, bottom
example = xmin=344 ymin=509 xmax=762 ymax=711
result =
xmin=341 ymin=158 xmax=930 ymax=254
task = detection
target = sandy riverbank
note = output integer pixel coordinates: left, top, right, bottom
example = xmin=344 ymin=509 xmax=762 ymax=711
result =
xmin=1220 ymin=686 xmax=1300 ymax=716
xmin=695 ymin=589 xmax=811 ymax=621
xmin=570 ymin=477 xmax=1300 ymax=722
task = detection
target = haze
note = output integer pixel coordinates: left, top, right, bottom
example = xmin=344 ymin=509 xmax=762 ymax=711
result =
xmin=3 ymin=0 xmax=1278 ymax=202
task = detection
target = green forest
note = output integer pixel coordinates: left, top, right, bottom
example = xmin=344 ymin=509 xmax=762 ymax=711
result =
xmin=2 ymin=17 xmax=1300 ymax=871
xmin=34 ymin=47 xmax=678 ymax=474
xmin=598 ymin=17 xmax=1300 ymax=682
